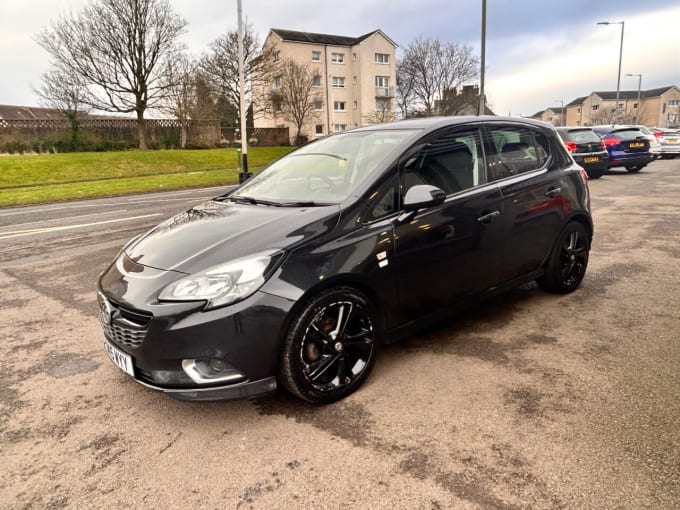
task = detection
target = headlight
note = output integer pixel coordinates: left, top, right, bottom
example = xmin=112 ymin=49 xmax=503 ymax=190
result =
xmin=158 ymin=250 xmax=280 ymax=309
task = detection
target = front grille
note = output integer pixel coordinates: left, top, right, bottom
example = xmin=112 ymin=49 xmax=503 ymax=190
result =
xmin=99 ymin=298 xmax=151 ymax=349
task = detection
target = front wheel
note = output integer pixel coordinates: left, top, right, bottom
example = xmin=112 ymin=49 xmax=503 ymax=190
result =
xmin=537 ymin=222 xmax=590 ymax=294
xmin=625 ymin=164 xmax=644 ymax=173
xmin=279 ymin=287 xmax=378 ymax=404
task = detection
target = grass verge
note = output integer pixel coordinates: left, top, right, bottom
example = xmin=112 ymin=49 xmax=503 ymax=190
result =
xmin=0 ymin=147 xmax=293 ymax=207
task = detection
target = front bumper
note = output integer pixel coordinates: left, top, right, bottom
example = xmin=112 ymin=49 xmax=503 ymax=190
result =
xmin=97 ymin=259 xmax=295 ymax=401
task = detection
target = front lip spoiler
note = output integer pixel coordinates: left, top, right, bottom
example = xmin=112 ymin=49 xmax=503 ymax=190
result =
xmin=133 ymin=375 xmax=277 ymax=402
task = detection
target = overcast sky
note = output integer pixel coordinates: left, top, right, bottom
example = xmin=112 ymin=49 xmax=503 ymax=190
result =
xmin=2 ymin=0 xmax=679 ymax=117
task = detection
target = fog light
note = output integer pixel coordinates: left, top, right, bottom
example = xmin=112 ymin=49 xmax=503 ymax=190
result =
xmin=181 ymin=359 xmax=246 ymax=385
xmin=150 ymin=370 xmax=192 ymax=385
xmin=209 ymin=358 xmax=228 ymax=372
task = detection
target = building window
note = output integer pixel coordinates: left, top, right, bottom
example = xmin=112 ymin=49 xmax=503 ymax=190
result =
xmin=375 ymin=76 xmax=389 ymax=88
xmin=592 ymin=105 xmax=599 ymax=111
xmin=333 ymin=124 xmax=347 ymax=132
xmin=314 ymin=100 xmax=323 ymax=111
xmin=273 ymin=99 xmax=282 ymax=112
xmin=315 ymin=124 xmax=324 ymax=135
xmin=375 ymin=53 xmax=390 ymax=64
xmin=331 ymin=52 xmax=344 ymax=64
xmin=274 ymin=75 xmax=282 ymax=88
xmin=352 ymin=53 xmax=357 ymax=62
xmin=273 ymin=51 xmax=280 ymax=63
xmin=669 ymin=100 xmax=679 ymax=106
xmin=633 ymin=102 xmax=638 ymax=109
xmin=334 ymin=101 xmax=346 ymax=111
xmin=616 ymin=103 xmax=623 ymax=111
xmin=332 ymin=77 xmax=345 ymax=88
xmin=353 ymin=100 xmax=358 ymax=110
xmin=577 ymin=107 xmax=581 ymax=114
xmin=312 ymin=75 xmax=321 ymax=87
xmin=312 ymin=51 xmax=321 ymax=62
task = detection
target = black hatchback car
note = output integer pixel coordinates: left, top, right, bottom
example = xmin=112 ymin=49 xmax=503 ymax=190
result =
xmin=98 ymin=117 xmax=592 ymax=404
xmin=556 ymin=127 xmax=609 ymax=179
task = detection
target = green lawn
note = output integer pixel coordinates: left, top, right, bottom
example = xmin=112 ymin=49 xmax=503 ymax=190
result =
xmin=0 ymin=147 xmax=293 ymax=207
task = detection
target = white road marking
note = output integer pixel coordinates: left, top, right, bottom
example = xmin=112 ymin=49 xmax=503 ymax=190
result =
xmin=0 ymin=214 xmax=162 ymax=240
xmin=0 ymin=209 xmax=129 ymax=230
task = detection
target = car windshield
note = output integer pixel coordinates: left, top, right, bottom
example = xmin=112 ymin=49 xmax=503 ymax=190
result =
xmin=229 ymin=129 xmax=416 ymax=205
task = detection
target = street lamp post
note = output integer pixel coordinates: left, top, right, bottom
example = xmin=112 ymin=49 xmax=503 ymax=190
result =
xmin=554 ymin=99 xmax=564 ymax=126
xmin=597 ymin=21 xmax=625 ymax=124
xmin=625 ymin=73 xmax=642 ymax=124
xmin=478 ymin=0 xmax=486 ymax=116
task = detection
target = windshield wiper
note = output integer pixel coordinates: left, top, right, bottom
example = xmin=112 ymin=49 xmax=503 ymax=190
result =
xmin=228 ymin=195 xmax=282 ymax=206
xmin=278 ymin=201 xmax=333 ymax=207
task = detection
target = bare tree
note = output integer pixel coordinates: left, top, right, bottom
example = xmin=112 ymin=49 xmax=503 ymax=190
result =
xmin=200 ymin=24 xmax=275 ymax=126
xmin=364 ymin=99 xmax=397 ymax=124
xmin=396 ymin=59 xmax=416 ymax=119
xmin=36 ymin=0 xmax=187 ymax=149
xmin=271 ymin=59 xmax=322 ymax=144
xmin=398 ymin=37 xmax=479 ymax=116
xmin=161 ymin=55 xmax=196 ymax=148
xmin=34 ymin=65 xmax=90 ymax=148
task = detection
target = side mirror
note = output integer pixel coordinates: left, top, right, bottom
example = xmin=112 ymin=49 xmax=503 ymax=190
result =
xmin=403 ymin=185 xmax=446 ymax=212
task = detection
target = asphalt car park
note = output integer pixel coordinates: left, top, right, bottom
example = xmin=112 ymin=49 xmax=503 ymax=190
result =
xmin=1 ymin=159 xmax=679 ymax=508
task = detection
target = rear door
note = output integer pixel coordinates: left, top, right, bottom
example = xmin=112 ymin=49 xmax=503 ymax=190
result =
xmin=485 ymin=123 xmax=566 ymax=281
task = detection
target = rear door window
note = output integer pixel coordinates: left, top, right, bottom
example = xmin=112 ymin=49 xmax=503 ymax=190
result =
xmin=487 ymin=125 xmax=550 ymax=180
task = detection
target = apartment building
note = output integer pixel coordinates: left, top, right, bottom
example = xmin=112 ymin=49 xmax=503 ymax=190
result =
xmin=254 ymin=28 xmax=398 ymax=141
xmin=564 ymin=86 xmax=680 ymax=127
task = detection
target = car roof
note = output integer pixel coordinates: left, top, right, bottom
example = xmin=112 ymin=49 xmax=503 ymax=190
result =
xmin=351 ymin=115 xmax=555 ymax=135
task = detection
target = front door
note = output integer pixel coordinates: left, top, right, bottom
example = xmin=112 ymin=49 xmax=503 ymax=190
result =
xmin=392 ymin=126 xmax=506 ymax=321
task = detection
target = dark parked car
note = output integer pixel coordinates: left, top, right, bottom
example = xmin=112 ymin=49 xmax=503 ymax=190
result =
xmin=556 ymin=127 xmax=609 ymax=179
xmin=98 ymin=117 xmax=593 ymax=404
xmin=591 ymin=125 xmax=654 ymax=172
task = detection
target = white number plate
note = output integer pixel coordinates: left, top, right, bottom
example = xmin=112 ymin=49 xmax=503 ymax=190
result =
xmin=104 ymin=340 xmax=135 ymax=377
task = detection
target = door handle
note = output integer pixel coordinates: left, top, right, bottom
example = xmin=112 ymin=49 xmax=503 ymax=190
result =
xmin=545 ymin=187 xmax=562 ymax=198
xmin=477 ymin=210 xmax=500 ymax=223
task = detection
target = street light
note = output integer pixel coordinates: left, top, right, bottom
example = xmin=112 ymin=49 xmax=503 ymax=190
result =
xmin=554 ymin=99 xmax=564 ymax=126
xmin=625 ymin=73 xmax=642 ymax=124
xmin=478 ymin=0 xmax=486 ymax=116
xmin=597 ymin=21 xmax=625 ymax=124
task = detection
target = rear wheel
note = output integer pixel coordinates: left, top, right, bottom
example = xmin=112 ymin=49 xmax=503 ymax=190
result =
xmin=537 ymin=222 xmax=590 ymax=294
xmin=625 ymin=164 xmax=644 ymax=172
xmin=279 ymin=287 xmax=378 ymax=404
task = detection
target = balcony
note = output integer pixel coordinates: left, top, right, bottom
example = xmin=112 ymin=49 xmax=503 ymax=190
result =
xmin=375 ymin=86 xmax=395 ymax=98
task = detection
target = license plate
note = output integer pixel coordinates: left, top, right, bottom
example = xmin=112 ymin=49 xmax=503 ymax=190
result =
xmin=629 ymin=142 xmax=644 ymax=148
xmin=104 ymin=339 xmax=135 ymax=377
xmin=583 ymin=156 xmax=599 ymax=163
xmin=666 ymin=138 xmax=678 ymax=144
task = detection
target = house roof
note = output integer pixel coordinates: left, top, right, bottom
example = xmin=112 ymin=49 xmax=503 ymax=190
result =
xmin=642 ymin=85 xmax=677 ymax=98
xmin=567 ymin=96 xmax=587 ymax=107
xmin=270 ymin=28 xmax=397 ymax=48
xmin=531 ymin=110 xmax=545 ymax=118
xmin=593 ymin=90 xmax=642 ymax=101
xmin=0 ymin=104 xmax=66 ymax=121
xmin=565 ymin=86 xmax=678 ymax=108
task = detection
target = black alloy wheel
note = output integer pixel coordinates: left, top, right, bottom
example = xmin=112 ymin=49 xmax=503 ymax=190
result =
xmin=538 ymin=222 xmax=590 ymax=294
xmin=279 ymin=287 xmax=378 ymax=404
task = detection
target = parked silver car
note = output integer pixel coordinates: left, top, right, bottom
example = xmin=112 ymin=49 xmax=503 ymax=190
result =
xmin=650 ymin=127 xmax=680 ymax=159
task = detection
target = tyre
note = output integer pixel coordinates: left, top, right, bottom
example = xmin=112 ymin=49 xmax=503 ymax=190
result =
xmin=586 ymin=169 xmax=605 ymax=179
xmin=537 ymin=222 xmax=590 ymax=294
xmin=279 ymin=287 xmax=378 ymax=404
xmin=624 ymin=164 xmax=643 ymax=172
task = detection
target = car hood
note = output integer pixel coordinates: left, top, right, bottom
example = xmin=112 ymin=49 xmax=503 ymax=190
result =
xmin=125 ymin=199 xmax=340 ymax=274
